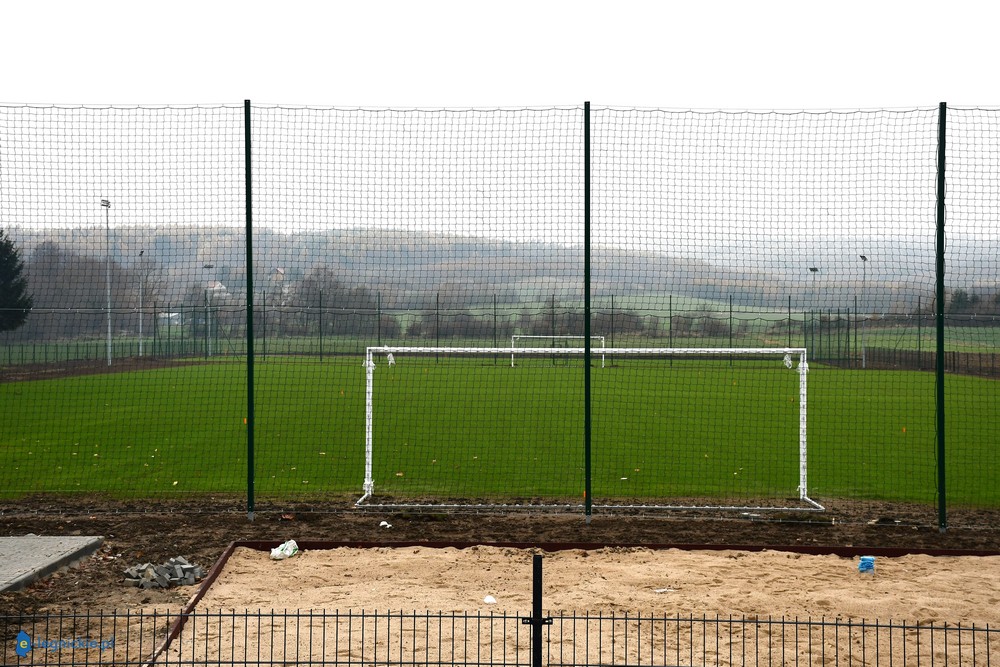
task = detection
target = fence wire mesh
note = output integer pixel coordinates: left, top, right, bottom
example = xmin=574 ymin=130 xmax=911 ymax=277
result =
xmin=0 ymin=103 xmax=998 ymax=522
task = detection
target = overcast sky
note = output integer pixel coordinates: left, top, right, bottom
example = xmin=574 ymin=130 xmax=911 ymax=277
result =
xmin=3 ymin=0 xmax=996 ymax=109
xmin=3 ymin=0 xmax=996 ymax=303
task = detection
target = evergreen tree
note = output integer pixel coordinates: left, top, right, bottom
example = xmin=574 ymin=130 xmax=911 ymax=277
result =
xmin=0 ymin=229 xmax=33 ymax=332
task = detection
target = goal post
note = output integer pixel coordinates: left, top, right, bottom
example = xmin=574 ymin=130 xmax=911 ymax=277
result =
xmin=510 ymin=335 xmax=606 ymax=367
xmin=358 ymin=346 xmax=819 ymax=512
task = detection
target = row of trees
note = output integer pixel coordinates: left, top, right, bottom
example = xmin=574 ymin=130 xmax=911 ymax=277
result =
xmin=2 ymin=230 xmax=999 ymax=341
xmin=948 ymin=288 xmax=1000 ymax=315
xmin=1 ymin=239 xmax=161 ymax=340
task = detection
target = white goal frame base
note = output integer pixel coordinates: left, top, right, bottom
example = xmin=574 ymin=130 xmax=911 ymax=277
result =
xmin=358 ymin=346 xmax=823 ymax=513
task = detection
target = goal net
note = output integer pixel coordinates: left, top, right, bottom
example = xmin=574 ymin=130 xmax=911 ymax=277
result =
xmin=358 ymin=346 xmax=820 ymax=512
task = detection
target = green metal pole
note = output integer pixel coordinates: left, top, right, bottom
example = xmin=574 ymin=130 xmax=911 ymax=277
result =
xmin=854 ymin=296 xmax=858 ymax=367
xmin=843 ymin=306 xmax=849 ymax=366
xmin=836 ymin=308 xmax=842 ymax=364
xmin=935 ymin=102 xmax=947 ymax=533
xmin=669 ymin=294 xmax=673 ymax=347
xmin=729 ymin=294 xmax=733 ymax=365
xmin=166 ymin=302 xmax=171 ymax=356
xmin=610 ymin=294 xmax=615 ymax=349
xmin=244 ymin=99 xmax=256 ymax=522
xmin=669 ymin=294 xmax=674 ymax=367
xmin=551 ymin=294 xmax=556 ymax=365
xmin=583 ymin=101 xmax=592 ymax=523
xmin=204 ymin=290 xmax=210 ymax=359
xmin=918 ymin=296 xmax=922 ymax=369
xmin=609 ymin=294 xmax=615 ymax=367
xmin=788 ymin=295 xmax=792 ymax=349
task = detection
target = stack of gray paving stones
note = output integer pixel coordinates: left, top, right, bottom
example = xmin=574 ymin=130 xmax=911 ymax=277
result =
xmin=124 ymin=556 xmax=205 ymax=589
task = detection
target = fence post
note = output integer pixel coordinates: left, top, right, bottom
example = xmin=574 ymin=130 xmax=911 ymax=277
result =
xmin=583 ymin=100 xmax=593 ymax=523
xmin=204 ymin=291 xmax=210 ymax=359
xmin=788 ymin=295 xmax=792 ymax=348
xmin=935 ymin=101 xmax=947 ymax=533
xmin=521 ymin=554 xmax=552 ymax=667
xmin=836 ymin=308 xmax=842 ymax=363
xmin=917 ymin=296 xmax=923 ymax=368
xmin=609 ymin=294 xmax=615 ymax=348
xmin=244 ymin=99 xmax=256 ymax=522
xmin=668 ymin=294 xmax=673 ymax=348
xmin=853 ymin=297 xmax=858 ymax=366
xmin=728 ymin=295 xmax=733 ymax=365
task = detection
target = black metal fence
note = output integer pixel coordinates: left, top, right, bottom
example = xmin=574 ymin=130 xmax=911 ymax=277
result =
xmin=3 ymin=609 xmax=996 ymax=666
xmin=4 ymin=307 xmax=999 ymax=381
xmin=4 ymin=300 xmax=996 ymax=372
xmin=867 ymin=346 xmax=1000 ymax=378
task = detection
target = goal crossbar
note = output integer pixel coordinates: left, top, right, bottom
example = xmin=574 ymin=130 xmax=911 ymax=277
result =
xmin=359 ymin=346 xmax=819 ymax=512
xmin=367 ymin=346 xmax=806 ymax=356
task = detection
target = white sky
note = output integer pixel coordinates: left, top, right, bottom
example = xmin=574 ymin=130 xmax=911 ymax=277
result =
xmin=3 ymin=0 xmax=996 ymax=294
xmin=2 ymin=0 xmax=997 ymax=109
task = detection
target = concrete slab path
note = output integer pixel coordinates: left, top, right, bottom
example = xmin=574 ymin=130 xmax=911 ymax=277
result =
xmin=0 ymin=535 xmax=103 ymax=592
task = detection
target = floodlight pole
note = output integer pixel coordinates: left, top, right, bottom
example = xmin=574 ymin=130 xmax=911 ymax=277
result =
xmin=102 ymin=199 xmax=112 ymax=366
xmin=860 ymin=255 xmax=868 ymax=369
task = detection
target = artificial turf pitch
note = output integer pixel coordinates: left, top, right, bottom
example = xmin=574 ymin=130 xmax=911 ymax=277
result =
xmin=2 ymin=356 xmax=997 ymax=507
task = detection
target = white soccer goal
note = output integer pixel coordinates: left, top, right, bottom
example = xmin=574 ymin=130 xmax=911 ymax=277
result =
xmin=358 ymin=346 xmax=821 ymax=512
xmin=510 ymin=335 xmax=606 ymax=367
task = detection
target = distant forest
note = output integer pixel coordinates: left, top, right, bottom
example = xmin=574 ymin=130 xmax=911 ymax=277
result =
xmin=6 ymin=226 xmax=997 ymax=342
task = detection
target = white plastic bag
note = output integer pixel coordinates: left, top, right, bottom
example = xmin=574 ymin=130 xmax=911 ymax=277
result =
xmin=270 ymin=539 xmax=300 ymax=560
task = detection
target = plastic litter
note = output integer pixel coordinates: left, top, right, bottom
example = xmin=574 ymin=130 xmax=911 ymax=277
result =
xmin=858 ymin=555 xmax=875 ymax=574
xmin=483 ymin=595 xmax=497 ymax=604
xmin=270 ymin=539 xmax=300 ymax=560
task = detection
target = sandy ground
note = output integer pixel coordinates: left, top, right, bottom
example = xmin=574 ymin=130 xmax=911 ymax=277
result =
xmin=149 ymin=546 xmax=1000 ymax=665
xmin=200 ymin=546 xmax=1000 ymax=625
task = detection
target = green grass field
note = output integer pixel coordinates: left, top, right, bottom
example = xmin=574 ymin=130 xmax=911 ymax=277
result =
xmin=2 ymin=355 xmax=997 ymax=507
